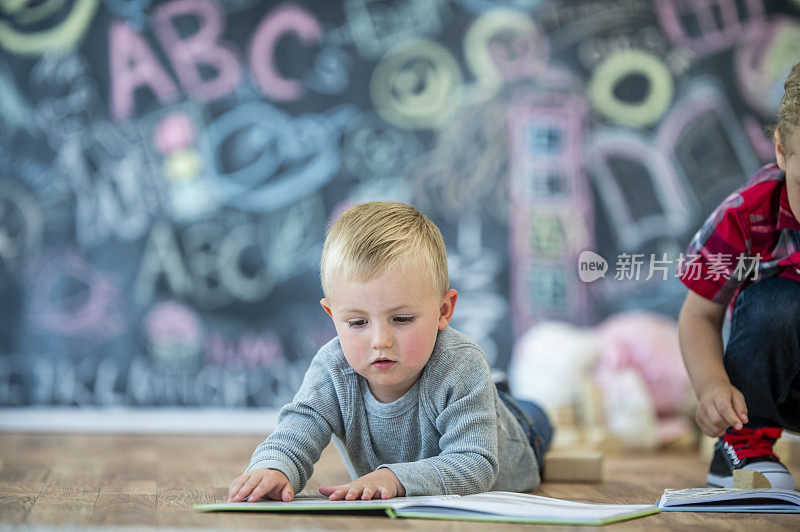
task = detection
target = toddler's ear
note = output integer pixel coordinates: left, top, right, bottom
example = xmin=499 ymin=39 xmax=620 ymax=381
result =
xmin=775 ymin=130 xmax=787 ymax=171
xmin=320 ymin=298 xmax=334 ymax=318
xmin=438 ymin=289 xmax=458 ymax=330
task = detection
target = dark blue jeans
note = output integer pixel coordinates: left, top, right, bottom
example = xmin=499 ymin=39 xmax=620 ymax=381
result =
xmin=497 ymin=391 xmax=553 ymax=473
xmin=724 ymin=276 xmax=800 ymax=432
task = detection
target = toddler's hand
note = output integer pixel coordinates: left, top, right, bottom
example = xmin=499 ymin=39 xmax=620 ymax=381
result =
xmin=228 ymin=468 xmax=294 ymax=502
xmin=319 ymin=468 xmax=406 ymax=501
xmin=696 ymin=383 xmax=748 ymax=437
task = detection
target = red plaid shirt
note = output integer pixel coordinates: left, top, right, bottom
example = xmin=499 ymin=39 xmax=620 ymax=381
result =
xmin=678 ymin=163 xmax=800 ymax=305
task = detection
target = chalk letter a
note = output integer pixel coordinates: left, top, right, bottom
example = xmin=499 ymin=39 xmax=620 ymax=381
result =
xmin=109 ymin=20 xmax=180 ymax=121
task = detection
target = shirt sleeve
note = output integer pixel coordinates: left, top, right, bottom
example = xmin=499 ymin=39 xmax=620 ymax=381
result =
xmin=246 ymin=353 xmax=346 ymax=493
xmin=678 ymin=191 xmax=751 ymax=305
xmin=379 ymin=347 xmax=499 ymax=496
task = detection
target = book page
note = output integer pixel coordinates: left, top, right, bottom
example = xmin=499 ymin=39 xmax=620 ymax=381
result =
xmin=660 ymin=488 xmax=800 ymax=506
xmin=393 ymin=491 xmax=655 ymax=520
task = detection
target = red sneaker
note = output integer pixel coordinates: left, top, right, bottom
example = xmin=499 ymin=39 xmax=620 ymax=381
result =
xmin=707 ymin=427 xmax=794 ymax=489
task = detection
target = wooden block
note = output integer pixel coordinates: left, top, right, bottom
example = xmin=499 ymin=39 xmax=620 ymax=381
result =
xmin=774 ymin=433 xmax=799 ymax=464
xmin=579 ymin=379 xmax=605 ymax=426
xmin=543 ymin=450 xmax=603 ymax=482
xmin=551 ymin=405 xmax=577 ymax=427
xmin=733 ymin=470 xmax=771 ymax=489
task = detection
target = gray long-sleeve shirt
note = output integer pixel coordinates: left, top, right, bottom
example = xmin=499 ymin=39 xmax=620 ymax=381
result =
xmin=247 ymin=327 xmax=540 ymax=496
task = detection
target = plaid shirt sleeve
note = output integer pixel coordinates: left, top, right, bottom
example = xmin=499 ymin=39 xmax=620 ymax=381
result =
xmin=678 ymin=191 xmax=750 ymax=305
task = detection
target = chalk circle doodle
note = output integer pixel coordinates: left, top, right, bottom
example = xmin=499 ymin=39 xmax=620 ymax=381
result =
xmin=28 ymin=250 xmax=124 ymax=339
xmin=589 ymin=49 xmax=673 ymax=127
xmin=464 ymin=9 xmax=546 ymax=90
xmin=342 ymin=112 xmax=422 ymax=181
xmin=0 ymin=178 xmax=44 ymax=266
xmin=370 ymin=39 xmax=462 ymax=129
xmin=206 ymin=102 xmax=357 ymax=212
xmin=0 ymin=0 xmax=100 ymax=55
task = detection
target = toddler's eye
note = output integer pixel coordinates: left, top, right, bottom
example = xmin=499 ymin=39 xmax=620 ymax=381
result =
xmin=394 ymin=316 xmax=415 ymax=324
xmin=347 ymin=319 xmax=367 ymax=327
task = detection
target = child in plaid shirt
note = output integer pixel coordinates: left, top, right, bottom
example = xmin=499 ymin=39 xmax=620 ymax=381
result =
xmin=677 ymin=59 xmax=800 ymax=489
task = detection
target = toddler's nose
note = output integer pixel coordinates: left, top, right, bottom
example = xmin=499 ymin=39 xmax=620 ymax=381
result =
xmin=371 ymin=325 xmax=393 ymax=350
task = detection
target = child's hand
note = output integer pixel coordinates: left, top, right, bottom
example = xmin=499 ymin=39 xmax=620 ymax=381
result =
xmin=228 ymin=468 xmax=294 ymax=502
xmin=319 ymin=468 xmax=406 ymax=500
xmin=696 ymin=383 xmax=749 ymax=437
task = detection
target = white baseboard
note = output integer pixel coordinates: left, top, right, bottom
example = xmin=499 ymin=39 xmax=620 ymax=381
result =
xmin=0 ymin=407 xmax=280 ymax=434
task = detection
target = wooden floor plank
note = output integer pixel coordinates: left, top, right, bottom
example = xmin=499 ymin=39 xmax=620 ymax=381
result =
xmin=1 ymin=432 xmax=798 ymax=530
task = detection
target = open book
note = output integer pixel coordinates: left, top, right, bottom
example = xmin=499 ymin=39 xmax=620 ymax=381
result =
xmin=195 ymin=491 xmax=658 ymax=525
xmin=658 ymin=488 xmax=800 ymax=513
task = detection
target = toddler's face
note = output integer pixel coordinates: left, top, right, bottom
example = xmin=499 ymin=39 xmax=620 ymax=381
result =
xmin=321 ymin=265 xmax=457 ymax=403
xmin=778 ymin=136 xmax=800 ymax=222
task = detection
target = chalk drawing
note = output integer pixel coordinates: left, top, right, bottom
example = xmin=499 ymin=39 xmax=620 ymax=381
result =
xmin=342 ymin=112 xmax=422 ymax=181
xmin=456 ymin=0 xmax=543 ymax=13
xmin=103 ymin=0 xmax=152 ymax=30
xmin=109 ymin=19 xmax=181 ymax=121
xmin=303 ymin=46 xmax=353 ymax=95
xmin=142 ymin=299 xmax=205 ymax=371
xmin=58 ymin=122 xmax=158 ymax=248
xmin=343 ymin=0 xmax=450 ymax=59
xmin=370 ymin=39 xmax=462 ymax=129
xmin=0 ymin=59 xmax=37 ymax=136
xmin=205 ymin=330 xmax=284 ymax=369
xmin=743 ymin=114 xmax=776 ymax=162
xmin=249 ymin=2 xmax=322 ymax=102
xmin=0 ymin=179 xmax=44 ymax=267
xmin=410 ymin=94 xmax=509 ymax=223
xmin=654 ymin=0 xmax=766 ymax=57
xmin=733 ymin=17 xmax=800 ymax=117
xmin=207 ymin=102 xmax=357 ymax=212
xmin=0 ymin=0 xmax=99 ymax=55
xmin=134 ymin=221 xmax=194 ymax=304
xmin=464 ymin=9 xmax=546 ymax=92
xmin=657 ymin=79 xmax=760 ymax=218
xmin=140 ymin=104 xmax=219 ymax=222
xmin=585 ymin=128 xmax=690 ymax=250
xmin=588 ymin=48 xmax=674 ymax=127
xmin=26 ymin=250 xmax=125 ymax=340
xmin=30 ymin=52 xmax=97 ymax=148
xmin=447 ymin=214 xmax=508 ymax=365
xmin=151 ymin=0 xmax=242 ymax=103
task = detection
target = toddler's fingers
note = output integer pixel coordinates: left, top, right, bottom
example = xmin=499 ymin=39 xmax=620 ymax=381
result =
xmin=233 ymin=476 xmax=261 ymax=502
xmin=361 ymin=486 xmax=376 ymax=500
xmin=228 ymin=477 xmax=245 ymax=501
xmin=713 ymin=396 xmax=741 ymax=431
xmin=327 ymin=486 xmax=349 ymax=500
xmin=345 ymin=486 xmax=362 ymax=501
xmin=696 ymin=409 xmax=723 ymax=438
xmin=281 ymin=483 xmax=294 ymax=502
xmin=702 ymin=402 xmax=723 ymax=430
xmin=247 ymin=478 xmax=272 ymax=503
xmin=379 ymin=486 xmax=391 ymax=500
xmin=731 ymin=390 xmax=748 ymax=426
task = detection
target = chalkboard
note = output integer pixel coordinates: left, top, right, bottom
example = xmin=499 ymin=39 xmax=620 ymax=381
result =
xmin=1 ymin=0 xmax=798 ymax=407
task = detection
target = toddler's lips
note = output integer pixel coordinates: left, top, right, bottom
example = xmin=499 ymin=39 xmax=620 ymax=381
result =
xmin=372 ymin=359 xmax=396 ymax=370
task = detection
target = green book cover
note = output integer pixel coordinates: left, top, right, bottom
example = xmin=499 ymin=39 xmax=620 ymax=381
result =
xmin=194 ymin=491 xmax=659 ymax=525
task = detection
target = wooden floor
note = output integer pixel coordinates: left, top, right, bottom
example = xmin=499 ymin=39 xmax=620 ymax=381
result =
xmin=1 ymin=432 xmax=798 ymax=531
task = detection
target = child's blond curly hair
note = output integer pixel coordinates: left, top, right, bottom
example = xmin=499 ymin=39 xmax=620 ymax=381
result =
xmin=775 ymin=58 xmax=800 ymax=155
xmin=320 ymin=201 xmax=449 ymax=298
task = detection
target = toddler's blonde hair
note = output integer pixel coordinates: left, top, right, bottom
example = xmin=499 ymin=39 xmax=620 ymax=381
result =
xmin=775 ymin=58 xmax=800 ymax=155
xmin=320 ymin=201 xmax=449 ymax=298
